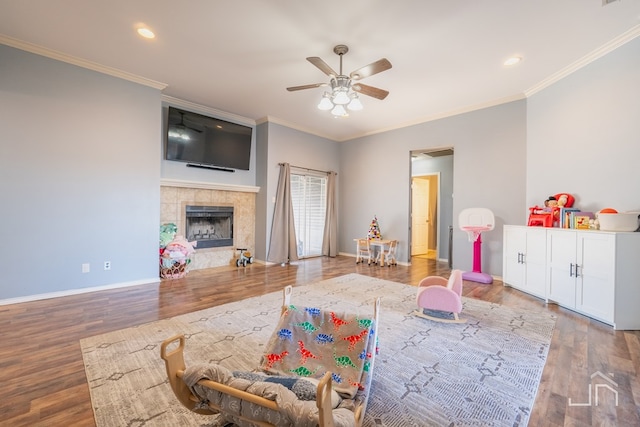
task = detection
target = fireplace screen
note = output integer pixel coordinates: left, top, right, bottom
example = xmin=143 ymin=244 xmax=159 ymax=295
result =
xmin=185 ymin=206 xmax=233 ymax=248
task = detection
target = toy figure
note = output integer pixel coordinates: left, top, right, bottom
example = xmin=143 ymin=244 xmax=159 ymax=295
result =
xmin=544 ymin=196 xmax=558 ymax=211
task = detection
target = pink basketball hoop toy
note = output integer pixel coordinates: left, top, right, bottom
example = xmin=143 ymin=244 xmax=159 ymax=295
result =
xmin=459 ymin=208 xmax=495 ymax=284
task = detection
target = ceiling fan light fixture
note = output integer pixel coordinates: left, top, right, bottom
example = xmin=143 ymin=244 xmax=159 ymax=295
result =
xmin=318 ymin=93 xmax=334 ymax=110
xmin=331 ymin=104 xmax=347 ymax=117
xmin=332 ymin=89 xmax=351 ymax=105
xmin=288 ymin=44 xmax=391 ymax=118
xmin=347 ymin=94 xmax=363 ymax=111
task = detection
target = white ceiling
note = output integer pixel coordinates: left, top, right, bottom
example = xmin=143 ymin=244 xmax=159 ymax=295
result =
xmin=1 ymin=1 xmax=639 ymax=141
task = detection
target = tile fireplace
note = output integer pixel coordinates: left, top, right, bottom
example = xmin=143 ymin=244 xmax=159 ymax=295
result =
xmin=160 ymin=180 xmax=258 ymax=270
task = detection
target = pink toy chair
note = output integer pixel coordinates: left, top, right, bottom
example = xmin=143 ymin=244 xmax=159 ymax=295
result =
xmin=413 ymin=269 xmax=466 ymax=323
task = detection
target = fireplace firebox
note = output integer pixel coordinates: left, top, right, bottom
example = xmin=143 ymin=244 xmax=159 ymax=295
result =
xmin=185 ymin=206 xmax=233 ymax=248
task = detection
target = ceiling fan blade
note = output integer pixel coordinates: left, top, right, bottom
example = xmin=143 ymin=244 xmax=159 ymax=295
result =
xmin=306 ymin=57 xmax=338 ymax=77
xmin=286 ymin=83 xmax=328 ymax=92
xmin=352 ymin=83 xmax=389 ymax=100
xmin=350 ymin=58 xmax=392 ymax=80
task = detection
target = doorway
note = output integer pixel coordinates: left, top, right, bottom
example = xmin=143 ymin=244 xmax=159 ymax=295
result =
xmin=410 ymin=148 xmax=454 ymax=263
xmin=411 ymin=174 xmax=439 ymax=259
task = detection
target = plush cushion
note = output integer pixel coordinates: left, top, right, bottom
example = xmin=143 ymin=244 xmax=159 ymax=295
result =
xmin=233 ymin=371 xmax=342 ymax=408
xmin=183 ymin=364 xmax=356 ymax=427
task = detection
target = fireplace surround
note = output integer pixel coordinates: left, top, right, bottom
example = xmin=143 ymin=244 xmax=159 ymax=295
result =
xmin=160 ymin=180 xmax=258 ymax=270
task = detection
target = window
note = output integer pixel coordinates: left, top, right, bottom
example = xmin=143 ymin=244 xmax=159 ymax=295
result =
xmin=290 ymin=172 xmax=327 ymax=258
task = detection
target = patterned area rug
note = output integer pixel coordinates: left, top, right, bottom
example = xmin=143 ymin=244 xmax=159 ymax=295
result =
xmin=80 ymin=273 xmax=556 ymax=426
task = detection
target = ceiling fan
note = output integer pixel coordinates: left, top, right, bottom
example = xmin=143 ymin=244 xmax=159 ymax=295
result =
xmin=287 ymin=45 xmax=392 ymax=115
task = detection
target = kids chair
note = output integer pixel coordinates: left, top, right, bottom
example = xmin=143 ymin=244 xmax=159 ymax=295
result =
xmin=381 ymin=240 xmax=398 ymax=267
xmin=413 ymin=269 xmax=466 ymax=323
xmin=459 ymin=207 xmax=495 ymax=284
xmin=355 ymin=238 xmax=373 ymax=265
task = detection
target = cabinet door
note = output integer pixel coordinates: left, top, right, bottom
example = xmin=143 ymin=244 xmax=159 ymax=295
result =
xmin=576 ymin=232 xmax=615 ymax=322
xmin=547 ymin=230 xmax=577 ymax=308
xmin=503 ymin=226 xmax=526 ymax=288
xmin=524 ymin=228 xmax=547 ymax=298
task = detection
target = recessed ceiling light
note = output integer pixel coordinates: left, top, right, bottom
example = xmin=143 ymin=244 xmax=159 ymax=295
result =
xmin=137 ymin=27 xmax=155 ymax=39
xmin=504 ymin=56 xmax=522 ymax=66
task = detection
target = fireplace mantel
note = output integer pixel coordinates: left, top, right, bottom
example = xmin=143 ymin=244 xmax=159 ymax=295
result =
xmin=161 ymin=178 xmax=259 ymax=193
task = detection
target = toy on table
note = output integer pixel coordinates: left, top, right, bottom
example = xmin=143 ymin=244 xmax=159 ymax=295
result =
xmin=367 ymin=215 xmax=383 ymax=263
xmin=367 ymin=215 xmax=382 ymax=240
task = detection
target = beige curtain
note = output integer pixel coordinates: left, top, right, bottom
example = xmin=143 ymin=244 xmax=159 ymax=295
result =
xmin=267 ymin=163 xmax=299 ymax=264
xmin=322 ymin=171 xmax=338 ymax=257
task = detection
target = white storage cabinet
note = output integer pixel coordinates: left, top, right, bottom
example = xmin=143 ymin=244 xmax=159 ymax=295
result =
xmin=502 ymin=225 xmax=547 ymax=299
xmin=502 ymin=225 xmax=640 ymax=330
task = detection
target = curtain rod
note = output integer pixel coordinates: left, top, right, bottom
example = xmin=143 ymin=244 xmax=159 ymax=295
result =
xmin=279 ymin=163 xmax=336 ymax=175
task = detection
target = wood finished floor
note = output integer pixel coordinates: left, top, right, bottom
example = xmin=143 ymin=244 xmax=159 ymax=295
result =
xmin=1 ymin=256 xmax=638 ymax=426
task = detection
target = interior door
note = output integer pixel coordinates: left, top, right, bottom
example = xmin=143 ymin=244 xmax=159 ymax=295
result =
xmin=411 ymin=177 xmax=429 ymax=255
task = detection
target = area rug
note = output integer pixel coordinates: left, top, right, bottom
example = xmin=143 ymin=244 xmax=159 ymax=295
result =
xmin=80 ymin=273 xmax=556 ymax=426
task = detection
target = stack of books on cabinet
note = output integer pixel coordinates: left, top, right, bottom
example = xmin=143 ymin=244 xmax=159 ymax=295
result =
xmin=559 ymin=207 xmax=595 ymax=229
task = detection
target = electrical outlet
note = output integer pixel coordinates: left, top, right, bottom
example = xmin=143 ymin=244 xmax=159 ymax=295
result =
xmin=82 ymin=263 xmax=90 ymax=273
xmin=104 ymin=261 xmax=111 ymax=270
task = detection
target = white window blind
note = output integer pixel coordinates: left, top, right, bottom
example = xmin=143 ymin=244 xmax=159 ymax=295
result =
xmin=290 ymin=173 xmax=327 ymax=258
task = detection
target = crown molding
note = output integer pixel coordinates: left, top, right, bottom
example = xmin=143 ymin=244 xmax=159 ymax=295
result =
xmin=160 ymin=178 xmax=260 ymax=193
xmin=526 ymin=24 xmax=640 ymax=96
xmin=0 ymin=34 xmax=168 ymax=90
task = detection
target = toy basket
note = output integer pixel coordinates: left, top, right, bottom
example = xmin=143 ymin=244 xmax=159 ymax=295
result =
xmin=159 ymin=255 xmax=191 ymax=279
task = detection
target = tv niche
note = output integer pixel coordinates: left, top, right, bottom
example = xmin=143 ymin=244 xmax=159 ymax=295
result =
xmin=165 ymin=106 xmax=253 ymax=172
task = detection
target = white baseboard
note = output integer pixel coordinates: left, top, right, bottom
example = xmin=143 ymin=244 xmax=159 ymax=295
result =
xmin=0 ymin=277 xmax=160 ymax=306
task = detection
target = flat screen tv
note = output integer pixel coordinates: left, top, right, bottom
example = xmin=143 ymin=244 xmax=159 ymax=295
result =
xmin=165 ymin=106 xmax=253 ymax=171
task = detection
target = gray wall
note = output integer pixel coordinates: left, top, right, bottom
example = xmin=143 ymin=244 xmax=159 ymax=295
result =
xmin=0 ymin=45 xmax=161 ymax=300
xmin=339 ymin=101 xmax=527 ymax=276
xmin=527 ymin=36 xmax=640 ymax=213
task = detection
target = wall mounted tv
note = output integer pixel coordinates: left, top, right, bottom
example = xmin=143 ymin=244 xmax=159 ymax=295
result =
xmin=165 ymin=106 xmax=253 ymax=171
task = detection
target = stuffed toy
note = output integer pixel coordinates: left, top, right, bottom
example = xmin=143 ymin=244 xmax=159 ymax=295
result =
xmin=544 ymin=196 xmax=558 ymax=211
xmin=554 ymin=193 xmax=574 ymax=208
xmin=160 ymin=235 xmax=197 ymax=269
xmin=160 ymin=223 xmax=178 ymax=249
xmin=164 ymin=235 xmax=197 ymax=257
